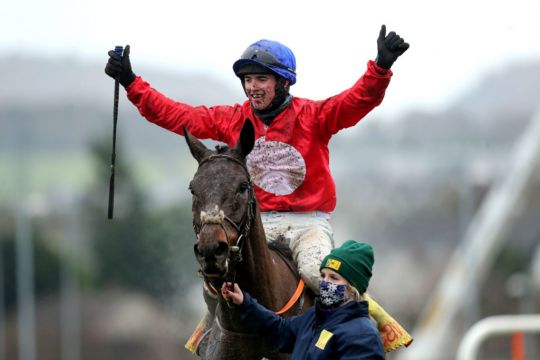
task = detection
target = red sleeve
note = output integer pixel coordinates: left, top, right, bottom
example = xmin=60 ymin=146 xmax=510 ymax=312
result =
xmin=125 ymin=76 xmax=242 ymax=143
xmin=315 ymin=60 xmax=392 ymax=139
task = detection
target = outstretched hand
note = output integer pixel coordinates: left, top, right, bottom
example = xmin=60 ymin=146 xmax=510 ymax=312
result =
xmin=221 ymin=282 xmax=244 ymax=305
xmin=104 ymin=44 xmax=136 ymax=87
xmin=376 ymin=25 xmax=409 ymax=69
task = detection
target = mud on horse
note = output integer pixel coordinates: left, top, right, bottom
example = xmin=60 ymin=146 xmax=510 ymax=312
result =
xmin=184 ymin=119 xmax=313 ymax=359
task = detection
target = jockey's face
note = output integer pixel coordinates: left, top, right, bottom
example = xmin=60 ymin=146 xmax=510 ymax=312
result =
xmin=243 ymin=73 xmax=277 ymax=111
xmin=320 ymin=268 xmax=349 ymax=286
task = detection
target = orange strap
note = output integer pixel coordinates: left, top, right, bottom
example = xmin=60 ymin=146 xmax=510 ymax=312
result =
xmin=275 ymin=279 xmax=305 ymax=315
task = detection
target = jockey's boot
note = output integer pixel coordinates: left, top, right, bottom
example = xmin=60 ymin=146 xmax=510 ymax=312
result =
xmin=185 ymin=282 xmax=218 ymax=355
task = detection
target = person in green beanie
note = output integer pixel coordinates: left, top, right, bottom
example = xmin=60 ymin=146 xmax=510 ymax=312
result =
xmin=221 ymin=240 xmax=384 ymax=359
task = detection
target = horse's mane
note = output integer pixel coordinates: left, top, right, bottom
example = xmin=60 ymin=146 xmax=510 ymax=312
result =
xmin=268 ymin=238 xmax=301 ymax=280
xmin=268 ymin=240 xmax=292 ymax=259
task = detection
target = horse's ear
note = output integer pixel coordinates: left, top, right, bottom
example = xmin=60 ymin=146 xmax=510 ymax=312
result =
xmin=234 ymin=119 xmax=255 ymax=159
xmin=184 ymin=126 xmax=210 ymax=163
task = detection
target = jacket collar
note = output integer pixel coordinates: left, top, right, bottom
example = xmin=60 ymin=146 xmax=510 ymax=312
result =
xmin=314 ymin=299 xmax=369 ymax=325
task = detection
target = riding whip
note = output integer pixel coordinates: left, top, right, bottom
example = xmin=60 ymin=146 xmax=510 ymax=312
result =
xmin=108 ymin=45 xmax=123 ymax=219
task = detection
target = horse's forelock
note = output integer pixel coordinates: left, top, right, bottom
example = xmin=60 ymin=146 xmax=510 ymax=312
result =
xmin=215 ymin=145 xmax=230 ymax=154
xmin=214 ymin=145 xmax=246 ymax=163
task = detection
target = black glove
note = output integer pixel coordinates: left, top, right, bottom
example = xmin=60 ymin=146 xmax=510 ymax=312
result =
xmin=105 ymin=44 xmax=136 ymax=87
xmin=376 ymin=25 xmax=409 ymax=69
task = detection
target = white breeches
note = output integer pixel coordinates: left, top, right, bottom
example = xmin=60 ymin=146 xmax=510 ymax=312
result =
xmin=261 ymin=211 xmax=334 ymax=294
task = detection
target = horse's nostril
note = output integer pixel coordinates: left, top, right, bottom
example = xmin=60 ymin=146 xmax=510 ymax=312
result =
xmin=215 ymin=242 xmax=229 ymax=257
xmin=193 ymin=243 xmax=200 ymax=256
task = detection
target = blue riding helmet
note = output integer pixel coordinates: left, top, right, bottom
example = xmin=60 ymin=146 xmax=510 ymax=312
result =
xmin=233 ymin=39 xmax=297 ymax=85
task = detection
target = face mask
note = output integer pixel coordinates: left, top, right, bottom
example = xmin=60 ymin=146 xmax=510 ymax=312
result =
xmin=319 ymin=280 xmax=349 ymax=308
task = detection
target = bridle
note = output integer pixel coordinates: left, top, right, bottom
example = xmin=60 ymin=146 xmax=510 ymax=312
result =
xmin=193 ymin=154 xmax=256 ymax=286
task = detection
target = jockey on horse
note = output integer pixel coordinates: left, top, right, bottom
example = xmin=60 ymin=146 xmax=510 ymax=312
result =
xmin=105 ymin=24 xmax=412 ymax=354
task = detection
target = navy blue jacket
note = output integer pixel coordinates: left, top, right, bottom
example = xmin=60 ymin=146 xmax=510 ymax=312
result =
xmin=239 ymin=292 xmax=385 ymax=359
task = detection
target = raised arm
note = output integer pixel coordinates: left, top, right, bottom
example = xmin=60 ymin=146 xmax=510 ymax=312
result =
xmin=316 ymin=25 xmax=409 ymax=137
xmin=375 ymin=24 xmax=410 ymax=70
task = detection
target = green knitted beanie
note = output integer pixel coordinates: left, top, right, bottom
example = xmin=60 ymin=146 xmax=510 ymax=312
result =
xmin=319 ymin=240 xmax=374 ymax=293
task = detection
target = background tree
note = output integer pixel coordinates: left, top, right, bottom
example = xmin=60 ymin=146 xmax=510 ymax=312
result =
xmin=81 ymin=136 xmax=197 ymax=304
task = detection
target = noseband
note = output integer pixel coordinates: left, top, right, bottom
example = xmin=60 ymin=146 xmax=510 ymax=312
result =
xmin=194 ymin=154 xmax=256 ymax=282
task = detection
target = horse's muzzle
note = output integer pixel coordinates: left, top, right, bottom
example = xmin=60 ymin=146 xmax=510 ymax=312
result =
xmin=193 ymin=240 xmax=229 ymax=277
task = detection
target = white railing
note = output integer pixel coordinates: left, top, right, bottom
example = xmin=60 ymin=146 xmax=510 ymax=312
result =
xmin=457 ymin=314 xmax=540 ymax=360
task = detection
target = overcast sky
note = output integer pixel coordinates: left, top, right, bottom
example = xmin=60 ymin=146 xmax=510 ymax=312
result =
xmin=2 ymin=0 xmax=540 ymax=118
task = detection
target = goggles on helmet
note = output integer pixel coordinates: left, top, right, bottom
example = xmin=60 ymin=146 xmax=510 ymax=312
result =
xmin=240 ymin=47 xmax=296 ymax=75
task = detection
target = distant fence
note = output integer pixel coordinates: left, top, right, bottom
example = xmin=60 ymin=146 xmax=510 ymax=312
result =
xmin=457 ymin=315 xmax=540 ymax=360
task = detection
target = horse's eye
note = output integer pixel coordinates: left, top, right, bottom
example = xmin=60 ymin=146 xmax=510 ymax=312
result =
xmin=238 ymin=182 xmax=249 ymax=193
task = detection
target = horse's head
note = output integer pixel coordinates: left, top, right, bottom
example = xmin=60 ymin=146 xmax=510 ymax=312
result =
xmin=185 ymin=119 xmax=256 ymax=280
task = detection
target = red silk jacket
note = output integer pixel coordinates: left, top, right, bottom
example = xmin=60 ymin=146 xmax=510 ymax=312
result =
xmin=126 ymin=60 xmax=392 ymax=213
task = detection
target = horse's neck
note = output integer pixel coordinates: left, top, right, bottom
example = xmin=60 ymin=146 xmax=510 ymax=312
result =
xmin=236 ymin=214 xmax=278 ymax=310
xmin=216 ymin=214 xmax=277 ymax=335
